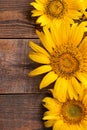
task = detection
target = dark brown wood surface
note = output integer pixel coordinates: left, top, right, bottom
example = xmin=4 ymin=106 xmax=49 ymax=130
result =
xmin=0 ymin=0 xmax=49 ymax=130
xmin=0 ymin=0 xmax=38 ymax=38
xmin=0 ymin=94 xmax=50 ymax=130
xmin=0 ymin=39 xmax=43 ymax=93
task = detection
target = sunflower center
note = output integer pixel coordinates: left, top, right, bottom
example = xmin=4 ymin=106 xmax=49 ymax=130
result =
xmin=58 ymin=53 xmax=79 ymax=75
xmin=50 ymin=44 xmax=82 ymax=78
xmin=68 ymin=105 xmax=82 ymax=117
xmin=61 ymin=100 xmax=85 ymax=124
xmin=45 ymin=0 xmax=67 ymax=19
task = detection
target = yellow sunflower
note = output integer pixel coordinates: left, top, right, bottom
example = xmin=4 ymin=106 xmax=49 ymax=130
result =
xmin=29 ymin=22 xmax=87 ymax=101
xmin=80 ymin=0 xmax=87 ymax=20
xmin=30 ymin=0 xmax=86 ymax=28
xmin=42 ymin=92 xmax=87 ymax=130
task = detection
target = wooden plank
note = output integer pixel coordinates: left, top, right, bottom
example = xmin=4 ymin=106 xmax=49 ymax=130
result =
xmin=0 ymin=39 xmax=48 ymax=93
xmin=0 ymin=0 xmax=40 ymax=38
xmin=0 ymin=93 xmax=50 ymax=130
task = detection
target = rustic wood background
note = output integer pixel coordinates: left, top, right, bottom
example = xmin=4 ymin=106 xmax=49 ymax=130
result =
xmin=0 ymin=0 xmax=51 ymax=130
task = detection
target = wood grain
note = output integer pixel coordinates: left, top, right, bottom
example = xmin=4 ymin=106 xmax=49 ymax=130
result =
xmin=0 ymin=93 xmax=51 ymax=130
xmin=0 ymin=0 xmax=51 ymax=130
xmin=0 ymin=39 xmax=48 ymax=93
xmin=0 ymin=39 xmax=50 ymax=129
xmin=0 ymin=0 xmax=40 ymax=38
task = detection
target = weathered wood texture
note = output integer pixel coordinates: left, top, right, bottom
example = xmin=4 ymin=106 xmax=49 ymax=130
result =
xmin=0 ymin=94 xmax=51 ymax=130
xmin=0 ymin=0 xmax=49 ymax=129
xmin=0 ymin=39 xmax=46 ymax=93
xmin=0 ymin=0 xmax=39 ymax=38
xmin=0 ymin=0 xmax=87 ymax=129
xmin=0 ymin=38 xmax=50 ymax=129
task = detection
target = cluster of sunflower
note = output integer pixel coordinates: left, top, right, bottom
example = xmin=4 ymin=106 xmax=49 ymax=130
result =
xmin=29 ymin=0 xmax=87 ymax=130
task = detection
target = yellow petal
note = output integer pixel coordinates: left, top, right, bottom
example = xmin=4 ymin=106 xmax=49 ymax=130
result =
xmin=68 ymin=23 xmax=77 ymax=40
xmin=29 ymin=52 xmax=50 ymax=64
xmin=79 ymin=37 xmax=87 ymax=53
xmin=71 ymin=77 xmax=84 ymax=94
xmin=66 ymin=0 xmax=86 ymax=10
xmin=84 ymin=11 xmax=87 ymax=17
xmin=43 ymin=27 xmax=56 ymax=49
xmin=70 ymin=22 xmax=87 ymax=46
xmin=83 ymin=94 xmax=87 ymax=105
xmin=78 ymin=89 xmax=87 ymax=101
xmin=31 ymin=10 xmax=43 ymax=16
xmin=40 ymin=71 xmax=58 ymax=89
xmin=63 ymin=16 xmax=74 ymax=24
xmin=42 ymin=97 xmax=60 ymax=111
xmin=81 ymin=120 xmax=87 ymax=130
xmin=77 ymin=72 xmax=87 ymax=87
xmin=53 ymin=120 xmax=63 ymax=130
xmin=74 ymin=124 xmax=84 ymax=130
xmin=36 ymin=15 xmax=50 ymax=26
xmin=50 ymin=20 xmax=62 ymax=46
xmin=30 ymin=2 xmax=44 ymax=10
xmin=43 ymin=115 xmax=58 ymax=120
xmin=44 ymin=110 xmax=59 ymax=116
xmin=36 ymin=0 xmax=47 ymax=4
xmin=57 ymin=21 xmax=70 ymax=44
xmin=29 ymin=41 xmax=49 ymax=57
xmin=61 ymin=123 xmax=70 ymax=130
xmin=52 ymin=22 xmax=62 ymax=44
xmin=36 ymin=30 xmax=53 ymax=53
xmin=67 ymin=10 xmax=82 ymax=19
xmin=44 ymin=120 xmax=54 ymax=128
xmin=53 ymin=77 xmax=68 ymax=102
xmin=29 ymin=65 xmax=52 ymax=76
xmin=68 ymin=79 xmax=78 ymax=100
xmin=79 ymin=123 xmax=87 ymax=130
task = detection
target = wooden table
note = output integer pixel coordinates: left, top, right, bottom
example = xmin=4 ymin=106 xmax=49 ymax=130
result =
xmin=0 ymin=0 xmax=50 ymax=130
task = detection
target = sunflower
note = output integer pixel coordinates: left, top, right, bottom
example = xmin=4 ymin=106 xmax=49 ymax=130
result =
xmin=30 ymin=0 xmax=86 ymax=28
xmin=29 ymin=22 xmax=87 ymax=101
xmin=80 ymin=0 xmax=87 ymax=20
xmin=42 ymin=92 xmax=87 ymax=130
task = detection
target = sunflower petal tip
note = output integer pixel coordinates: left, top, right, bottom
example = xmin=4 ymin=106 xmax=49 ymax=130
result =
xmin=36 ymin=30 xmax=40 ymax=34
xmin=29 ymin=41 xmax=32 ymax=46
xmin=42 ymin=98 xmax=45 ymax=103
xmin=30 ymin=2 xmax=34 ymax=6
xmin=28 ymin=53 xmax=30 ymax=58
xmin=28 ymin=72 xmax=32 ymax=77
xmin=40 ymin=82 xmax=46 ymax=89
xmin=39 ymin=85 xmax=43 ymax=89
